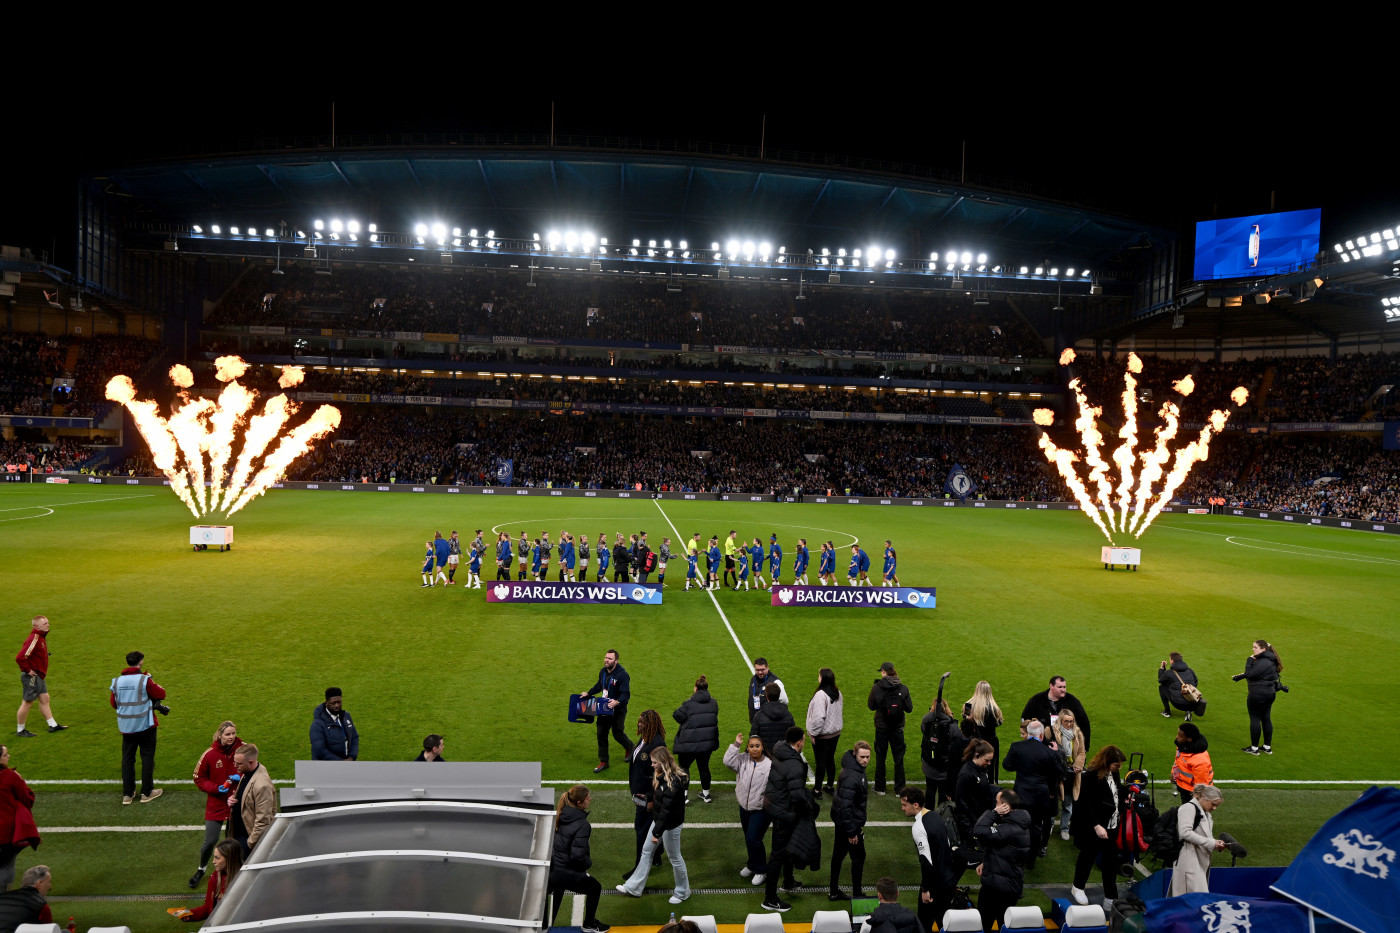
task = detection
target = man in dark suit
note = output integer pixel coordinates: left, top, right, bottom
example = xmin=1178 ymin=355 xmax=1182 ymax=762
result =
xmin=1002 ymin=719 xmax=1066 ymax=867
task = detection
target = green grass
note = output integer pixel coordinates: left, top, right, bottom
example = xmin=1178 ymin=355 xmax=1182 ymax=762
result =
xmin=2 ymin=485 xmax=1397 ymax=930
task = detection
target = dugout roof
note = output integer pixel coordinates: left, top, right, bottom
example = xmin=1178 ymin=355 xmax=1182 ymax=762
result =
xmin=202 ymin=762 xmax=554 ymax=932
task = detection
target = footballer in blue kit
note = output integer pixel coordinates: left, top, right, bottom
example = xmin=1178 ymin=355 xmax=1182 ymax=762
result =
xmin=531 ymin=540 xmax=543 ymax=579
xmin=768 ymin=535 xmax=783 ymax=582
xmin=818 ymin=541 xmax=836 ymax=585
xmin=749 ymin=539 xmax=768 ymax=590
xmin=685 ymin=548 xmax=699 ymax=590
xmin=560 ymin=531 xmax=576 ymax=582
xmin=707 ymin=538 xmax=721 ymax=590
xmin=467 ymin=542 xmax=482 ymax=588
xmin=793 ymin=538 xmax=809 ymax=585
xmin=882 ymin=539 xmax=899 ymax=586
xmin=432 ymin=532 xmax=450 ymax=586
xmin=497 ymin=533 xmax=513 ymax=581
xmin=736 ymin=548 xmax=751 ymax=590
xmin=850 ymin=544 xmax=872 ymax=585
xmin=595 ymin=533 xmax=610 ymax=582
xmin=420 ymin=541 xmax=436 ymax=587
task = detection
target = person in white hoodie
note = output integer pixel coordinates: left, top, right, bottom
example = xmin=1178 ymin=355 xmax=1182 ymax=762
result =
xmin=723 ymin=732 xmax=774 ymax=886
xmin=806 ymin=668 xmax=844 ymax=799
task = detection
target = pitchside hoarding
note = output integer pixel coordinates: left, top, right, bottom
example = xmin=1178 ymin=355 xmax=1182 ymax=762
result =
xmin=485 ymin=582 xmax=663 ymax=605
xmin=769 ymin=585 xmax=936 ymax=608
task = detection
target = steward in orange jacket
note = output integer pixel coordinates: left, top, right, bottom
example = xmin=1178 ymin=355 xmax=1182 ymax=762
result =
xmin=1171 ymin=722 xmax=1214 ymax=804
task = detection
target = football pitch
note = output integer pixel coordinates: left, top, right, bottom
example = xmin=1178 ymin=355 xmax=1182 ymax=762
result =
xmin=2 ymin=484 xmax=1397 ymax=929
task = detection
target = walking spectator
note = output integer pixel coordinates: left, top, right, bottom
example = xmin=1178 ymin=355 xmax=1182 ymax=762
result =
xmin=673 ymin=676 xmax=720 ymax=804
xmin=1170 ymin=785 xmax=1227 ymax=896
xmin=617 ymin=748 xmax=691 ymax=906
xmin=899 ymin=785 xmax=962 ymax=932
xmin=973 ymin=789 xmax=1032 ymax=933
xmin=584 ymin=649 xmax=634 ymax=774
xmin=190 ymin=721 xmax=242 ymax=888
xmin=1069 ymin=745 xmax=1127 ymax=906
xmin=829 ymin=740 xmax=871 ymax=900
xmin=1234 ymin=639 xmax=1283 ymax=755
xmin=761 ymin=726 xmax=812 ymax=912
xmin=1050 ymin=710 xmax=1085 ymax=841
xmin=868 ymin=662 xmax=913 ymax=795
xmin=722 ymin=732 xmax=773 ymax=887
xmin=1002 ymin=720 xmax=1065 ymax=867
xmin=805 ymin=668 xmax=843 ymax=798
xmin=548 ymin=784 xmax=610 ymax=933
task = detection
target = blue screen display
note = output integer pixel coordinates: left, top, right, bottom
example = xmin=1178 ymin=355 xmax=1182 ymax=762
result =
xmin=1193 ymin=208 xmax=1322 ymax=280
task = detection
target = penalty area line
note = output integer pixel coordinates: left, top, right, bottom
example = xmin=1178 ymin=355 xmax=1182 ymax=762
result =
xmin=652 ymin=498 xmax=752 ymax=673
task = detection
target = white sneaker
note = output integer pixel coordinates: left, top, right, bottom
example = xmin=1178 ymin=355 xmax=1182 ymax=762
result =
xmin=668 ymin=894 xmax=688 ymax=905
xmin=740 ymin=867 xmax=754 ymax=878
xmin=1070 ymin=886 xmax=1088 ymax=906
xmin=751 ymin=873 xmax=766 ymax=886
xmin=1061 ymin=829 xmax=1071 ymax=841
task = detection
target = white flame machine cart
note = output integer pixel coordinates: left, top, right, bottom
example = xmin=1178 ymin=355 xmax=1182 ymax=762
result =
xmin=1101 ymin=545 xmax=1141 ymax=571
xmin=190 ymin=525 xmax=234 ymax=552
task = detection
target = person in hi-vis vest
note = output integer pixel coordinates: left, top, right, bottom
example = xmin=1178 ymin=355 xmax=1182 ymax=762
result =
xmin=110 ymin=650 xmax=167 ymax=804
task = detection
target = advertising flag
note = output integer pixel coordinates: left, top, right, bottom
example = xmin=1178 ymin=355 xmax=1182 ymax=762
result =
xmin=769 ymin=585 xmax=935 ymax=609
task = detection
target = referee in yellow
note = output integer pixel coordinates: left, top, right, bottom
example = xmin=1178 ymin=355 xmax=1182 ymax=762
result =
xmin=723 ymin=530 xmax=739 ymax=589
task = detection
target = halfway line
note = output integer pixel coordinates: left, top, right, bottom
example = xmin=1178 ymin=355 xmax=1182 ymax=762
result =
xmin=653 ymin=499 xmax=752 ymax=673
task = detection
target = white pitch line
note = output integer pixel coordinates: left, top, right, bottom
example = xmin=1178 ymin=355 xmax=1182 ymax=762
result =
xmin=570 ymin=893 xmax=585 ymax=926
xmin=653 ymin=498 xmax=752 ymax=671
xmin=1162 ymin=524 xmax=1400 ymax=564
xmin=0 ymin=493 xmax=157 ymax=512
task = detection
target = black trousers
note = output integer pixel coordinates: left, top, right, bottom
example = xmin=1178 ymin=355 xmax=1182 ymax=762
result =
xmin=678 ymin=750 xmax=713 ymax=791
xmin=1247 ymin=693 xmax=1275 ymax=746
xmin=829 ymin=831 xmax=866 ymax=895
xmin=549 ymin=868 xmax=602 ymax=926
xmin=121 ymin=726 xmax=158 ymax=797
xmin=918 ymin=887 xmax=954 ymax=933
xmin=873 ymin=725 xmax=906 ymax=792
xmin=812 ymin=736 xmax=839 ymax=790
xmin=596 ymin=707 xmax=633 ymax=763
xmin=1073 ymin=835 xmax=1121 ymax=898
xmin=978 ymin=886 xmax=1018 ymax=933
xmin=764 ymin=823 xmax=798 ymax=900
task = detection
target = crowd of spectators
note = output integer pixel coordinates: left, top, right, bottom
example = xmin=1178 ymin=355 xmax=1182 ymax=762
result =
xmin=1259 ymin=353 xmax=1400 ymax=423
xmin=1 ymin=437 xmax=95 ymax=471
xmin=0 ymin=333 xmax=159 ymax=418
xmin=206 ymin=265 xmax=1049 ymax=359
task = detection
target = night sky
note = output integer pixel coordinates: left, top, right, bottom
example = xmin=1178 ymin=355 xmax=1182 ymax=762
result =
xmin=3 ymin=92 xmax=1390 ymax=271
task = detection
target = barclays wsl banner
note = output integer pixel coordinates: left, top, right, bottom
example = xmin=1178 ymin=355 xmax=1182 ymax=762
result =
xmin=770 ymin=585 xmax=936 ymax=609
xmin=486 ymin=582 xmax=663 ymax=605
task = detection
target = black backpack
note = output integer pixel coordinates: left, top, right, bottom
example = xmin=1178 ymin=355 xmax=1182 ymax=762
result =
xmin=1148 ymin=803 xmax=1202 ymax=864
xmin=883 ymin=685 xmax=906 ymax=724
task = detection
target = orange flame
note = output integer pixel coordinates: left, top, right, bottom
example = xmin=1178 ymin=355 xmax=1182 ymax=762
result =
xmin=225 ymin=405 xmax=341 ymax=515
xmin=1231 ymin=386 xmax=1249 ymax=407
xmin=1066 ymin=378 xmax=1116 ymax=528
xmin=1038 ymin=434 xmax=1114 ymax=542
xmin=105 ymin=359 xmax=338 ymax=519
xmin=1059 ymin=348 xmax=1076 ymax=365
xmin=1032 ymin=408 xmax=1055 ymax=426
xmin=1111 ymin=354 xmax=1141 ymax=531
xmin=1134 ymin=409 xmax=1233 ymax=537
xmin=1126 ymin=400 xmax=1181 ymax=536
xmin=1173 ymin=374 xmax=1195 ymax=396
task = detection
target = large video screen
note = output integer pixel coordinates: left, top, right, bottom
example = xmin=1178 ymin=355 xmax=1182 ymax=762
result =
xmin=1193 ymin=208 xmax=1321 ymax=280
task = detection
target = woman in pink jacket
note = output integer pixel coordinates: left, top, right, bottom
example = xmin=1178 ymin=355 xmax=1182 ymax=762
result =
xmin=723 ymin=732 xmax=773 ymax=885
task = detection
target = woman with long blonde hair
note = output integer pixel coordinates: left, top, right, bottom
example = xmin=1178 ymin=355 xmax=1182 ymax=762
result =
xmin=962 ymin=681 xmax=1005 ymax=782
xmin=617 ymin=747 xmax=691 ymax=905
xmin=190 ymin=720 xmax=242 ymax=889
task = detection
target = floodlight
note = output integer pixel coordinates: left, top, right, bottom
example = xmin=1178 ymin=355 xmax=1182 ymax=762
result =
xmin=648 ymin=249 xmax=656 ymax=257
xmin=350 ymin=233 xmax=358 ymax=242
xmin=946 ymin=263 xmax=955 ymax=271
xmin=1050 ymin=268 xmax=1059 ymax=276
xmin=992 ymin=265 xmax=1002 ymax=273
xmin=416 ymin=236 xmax=425 ymax=244
xmin=431 ymin=223 xmax=447 ymax=239
xmin=450 ymin=226 xmax=460 ymax=237
xmin=679 ymin=240 xmax=687 ymax=250
xmin=230 ymin=227 xmax=240 ymax=235
xmin=314 ymin=220 xmax=324 ymax=231
xmin=581 ymin=233 xmax=596 ymax=249
xmin=547 ymin=230 xmax=561 ymax=247
xmin=330 ymin=219 xmax=343 ymax=233
xmin=760 ymin=242 xmax=772 ymax=257
xmin=977 ymin=265 xmax=986 ymax=272
xmin=486 ymin=230 xmax=495 ymax=238
xmin=415 ymin=223 xmax=428 ymax=236
xmin=630 ymin=248 xmax=639 ymax=256
xmin=777 ymin=246 xmax=784 ymax=254
xmin=838 ymin=249 xmax=847 ymax=257
xmin=600 ymin=246 xmax=609 ymax=254
xmin=600 ymin=237 xmax=608 ymax=246
xmin=1035 ymin=266 xmax=1045 ymax=275
xmin=247 ymin=227 xmax=259 ymax=237
xmin=884 ymin=248 xmax=895 ymax=261
xmin=1341 ymin=253 xmax=1351 ymax=262
xmin=977 ymin=253 xmax=987 ymax=264
xmin=930 ymin=252 xmax=938 ymax=261
xmin=1386 ymin=229 xmax=1396 ymax=239
xmin=564 ymin=232 xmax=579 ymax=250
xmin=368 ymin=223 xmax=377 ymax=233
xmin=1364 ymin=244 xmax=1383 ymax=257
xmin=666 ymin=250 xmax=674 ymax=258
xmin=713 ymin=251 xmax=721 ymax=259
xmin=649 ymin=239 xmax=657 ymax=248
xmin=1020 ymin=266 xmax=1029 ymax=274
xmin=960 ymin=251 xmax=972 ymax=264
xmin=836 ymin=258 xmax=845 ymax=266
xmin=1067 ymin=268 xmax=1076 ymax=277
xmin=469 ymin=238 xmax=478 ymax=247
xmin=886 ymin=261 xmax=894 ymax=269
xmin=867 ymin=246 xmax=880 ymax=262
xmin=265 ymin=228 xmax=274 ymax=238
xmin=1081 ymin=269 xmax=1091 ymax=276
xmin=853 ymin=249 xmax=863 ymax=259
xmin=1346 ymin=239 xmax=1355 ymax=249
xmin=211 ymin=225 xmax=220 ymax=234
xmin=682 ymin=251 xmax=690 ymax=258
xmin=369 ymin=234 xmax=378 ymax=243
xmin=1335 ymin=243 xmax=1345 ymax=253
xmin=663 ymin=239 xmax=672 ymax=249
xmin=711 ymin=242 xmax=720 ymax=251
xmin=314 ymin=232 xmax=322 ymax=239
xmin=633 ymin=239 xmax=642 ymax=247
xmin=743 ymin=240 xmax=755 ymax=254
xmin=192 ymin=225 xmax=202 ymax=234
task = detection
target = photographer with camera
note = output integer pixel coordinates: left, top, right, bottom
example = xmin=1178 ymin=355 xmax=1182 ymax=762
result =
xmin=1232 ymin=640 xmax=1284 ymax=756
xmin=109 ymin=650 xmax=167 ymax=804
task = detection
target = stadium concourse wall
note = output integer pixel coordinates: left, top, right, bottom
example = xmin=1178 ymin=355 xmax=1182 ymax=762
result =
xmin=51 ymin=473 xmax=1400 ymax=536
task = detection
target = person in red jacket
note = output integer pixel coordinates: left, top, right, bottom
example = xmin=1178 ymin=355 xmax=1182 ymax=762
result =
xmin=172 ymin=839 xmax=242 ymax=923
xmin=0 ymin=745 xmax=40 ymax=893
xmin=109 ymin=651 xmax=167 ymax=805
xmin=190 ymin=721 xmax=242 ymax=889
xmin=15 ymin=615 xmax=66 ymax=738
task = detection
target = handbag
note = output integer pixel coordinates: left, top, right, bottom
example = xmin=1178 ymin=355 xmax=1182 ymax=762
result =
xmin=1174 ymin=670 xmax=1203 ymax=704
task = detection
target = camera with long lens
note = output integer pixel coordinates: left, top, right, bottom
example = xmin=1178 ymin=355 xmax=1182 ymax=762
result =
xmin=153 ymin=703 xmax=172 ymax=716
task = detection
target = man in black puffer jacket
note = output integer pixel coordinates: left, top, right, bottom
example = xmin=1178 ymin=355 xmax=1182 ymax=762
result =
xmin=973 ymin=789 xmax=1032 ymax=933
xmin=673 ymin=676 xmax=720 ymax=803
xmin=830 ymin=742 xmax=871 ymax=899
xmin=761 ymin=726 xmax=812 ymax=912
xmin=867 ymin=876 xmax=921 ymax=933
xmin=751 ymin=683 xmax=794 ymax=755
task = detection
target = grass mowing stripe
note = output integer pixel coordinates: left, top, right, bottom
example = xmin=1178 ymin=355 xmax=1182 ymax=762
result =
xmin=653 ymin=498 xmax=752 ymax=670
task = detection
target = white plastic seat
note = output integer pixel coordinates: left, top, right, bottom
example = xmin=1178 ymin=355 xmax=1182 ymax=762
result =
xmin=86 ymin=928 xmax=134 ymax=933
xmin=1063 ymin=903 xmax=1109 ymax=928
xmin=1003 ymin=905 xmax=1045 ymax=929
xmin=683 ymin=915 xmax=720 ymax=933
xmin=15 ymin=924 xmax=64 ymax=933
xmin=813 ymin=909 xmax=852 ymax=933
xmin=745 ymin=912 xmax=788 ymax=933
xmin=940 ymin=907 xmax=984 ymax=931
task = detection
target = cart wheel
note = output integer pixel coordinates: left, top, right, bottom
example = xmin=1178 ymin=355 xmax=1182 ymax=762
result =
xmin=193 ymin=545 xmax=199 ymax=552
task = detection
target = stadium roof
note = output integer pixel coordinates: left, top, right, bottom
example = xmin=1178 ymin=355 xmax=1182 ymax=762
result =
xmin=91 ymin=138 xmax=1170 ymax=270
